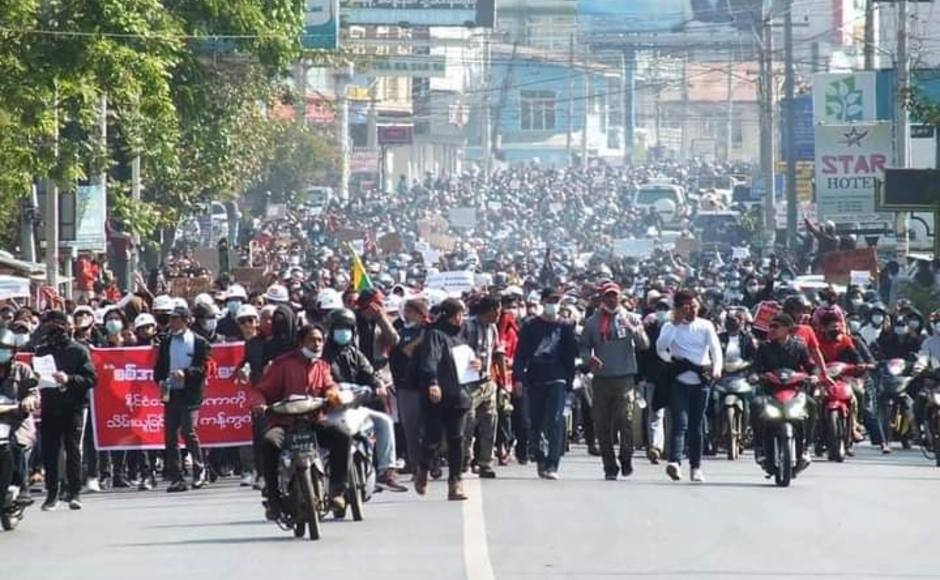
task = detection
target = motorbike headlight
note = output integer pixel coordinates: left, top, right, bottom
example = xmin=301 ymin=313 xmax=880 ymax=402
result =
xmin=785 ymin=395 xmax=807 ymax=420
xmin=931 ymin=391 xmax=940 ymax=407
xmin=763 ymin=404 xmax=783 ymax=420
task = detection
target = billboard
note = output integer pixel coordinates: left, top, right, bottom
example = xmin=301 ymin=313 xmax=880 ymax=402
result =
xmin=814 ymin=122 xmax=892 ymax=223
xmin=813 ymin=72 xmax=876 ymax=124
xmin=780 ymin=95 xmax=814 ymax=162
xmin=340 ymin=0 xmax=495 ymax=27
xmin=303 ymin=0 xmax=339 ymax=49
xmin=577 ymin=0 xmax=765 ymax=33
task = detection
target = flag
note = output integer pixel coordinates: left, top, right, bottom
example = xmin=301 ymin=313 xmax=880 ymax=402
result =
xmin=349 ymin=243 xmax=373 ymax=292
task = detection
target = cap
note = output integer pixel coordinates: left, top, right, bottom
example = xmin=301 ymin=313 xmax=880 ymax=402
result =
xmin=169 ymin=305 xmax=191 ymax=320
xmin=236 ymin=305 xmax=259 ymax=321
xmin=152 ymin=295 xmax=174 ymax=312
xmin=44 ymin=310 xmax=69 ymax=326
xmin=599 ymin=282 xmax=621 ymax=296
xmin=133 ymin=313 xmax=157 ymax=330
xmin=265 ymin=284 xmax=289 ymax=303
xmin=541 ymin=288 xmax=562 ymax=302
xmin=226 ymin=284 xmax=248 ymax=301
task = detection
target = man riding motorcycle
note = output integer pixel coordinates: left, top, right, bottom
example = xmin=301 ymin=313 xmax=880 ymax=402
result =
xmin=254 ymin=324 xmax=351 ymax=519
xmin=0 ymin=328 xmax=39 ymax=512
xmin=323 ymin=308 xmax=407 ymax=493
xmin=752 ymin=314 xmax=818 ymax=469
xmin=815 ymin=311 xmax=870 ymax=452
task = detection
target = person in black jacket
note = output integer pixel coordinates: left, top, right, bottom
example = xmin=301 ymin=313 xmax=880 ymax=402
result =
xmin=414 ymin=298 xmax=474 ymax=501
xmin=34 ymin=311 xmax=97 ymax=511
xmin=153 ymin=305 xmax=211 ymax=493
xmin=389 ymin=298 xmax=429 ymax=474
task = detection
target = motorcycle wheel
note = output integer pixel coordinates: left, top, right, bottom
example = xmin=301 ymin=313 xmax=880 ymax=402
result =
xmin=774 ymin=433 xmax=792 ymax=488
xmin=1 ymin=512 xmax=18 ymax=531
xmin=827 ymin=410 xmax=846 ymax=462
xmin=298 ymin=469 xmax=321 ymax=541
xmin=726 ymin=407 xmax=739 ymax=461
xmin=349 ymin=460 xmax=364 ymax=522
xmin=932 ymin=412 xmax=940 ymax=468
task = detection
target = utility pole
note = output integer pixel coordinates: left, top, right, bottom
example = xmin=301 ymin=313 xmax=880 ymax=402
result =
xmin=725 ymin=50 xmax=734 ymax=162
xmin=784 ymin=0 xmax=798 ymax=249
xmin=566 ymin=33 xmax=574 ymax=166
xmin=45 ymin=87 xmax=59 ymax=289
xmin=623 ymin=46 xmax=636 ymax=166
xmin=335 ymin=63 xmax=352 ymax=202
xmin=863 ymin=0 xmax=877 ymax=70
xmin=681 ymin=52 xmax=689 ymax=160
xmin=295 ymin=59 xmax=308 ymax=126
xmin=481 ymin=32 xmax=492 ymax=183
xmin=895 ymin=0 xmax=910 ymax=254
xmin=581 ymin=64 xmax=589 ymax=166
xmin=759 ymin=14 xmax=777 ymax=250
xmin=129 ymin=97 xmax=142 ymax=290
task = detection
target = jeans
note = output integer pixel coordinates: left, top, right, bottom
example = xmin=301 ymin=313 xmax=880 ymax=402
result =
xmin=527 ymin=380 xmax=567 ymax=472
xmin=262 ymin=424 xmax=350 ymax=497
xmin=592 ymin=376 xmax=636 ymax=474
xmin=511 ymin=388 xmax=531 ymax=462
xmin=365 ymin=409 xmax=395 ymax=472
xmin=463 ymin=380 xmax=498 ymax=470
xmin=41 ymin=408 xmax=87 ymax=499
xmin=397 ymin=389 xmax=423 ymax=470
xmin=164 ymin=401 xmax=204 ymax=483
xmin=862 ymin=377 xmax=884 ymax=446
xmin=421 ymin=404 xmax=467 ymax=483
xmin=667 ymin=382 xmax=710 ymax=469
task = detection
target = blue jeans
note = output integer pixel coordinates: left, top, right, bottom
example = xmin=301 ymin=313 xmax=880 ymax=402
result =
xmin=365 ymin=409 xmax=395 ymax=472
xmin=668 ymin=382 xmax=711 ymax=469
xmin=527 ymin=381 xmax=567 ymax=471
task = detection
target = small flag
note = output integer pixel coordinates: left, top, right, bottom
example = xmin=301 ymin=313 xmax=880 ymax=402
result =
xmin=349 ymin=243 xmax=373 ymax=292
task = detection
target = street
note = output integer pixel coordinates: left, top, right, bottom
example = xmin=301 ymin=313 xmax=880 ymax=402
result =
xmin=5 ymin=445 xmax=938 ymax=580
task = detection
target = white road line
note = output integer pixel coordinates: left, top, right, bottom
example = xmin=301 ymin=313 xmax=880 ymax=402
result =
xmin=462 ymin=477 xmax=496 ymax=580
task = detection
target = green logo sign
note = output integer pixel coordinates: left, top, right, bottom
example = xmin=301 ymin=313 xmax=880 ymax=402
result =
xmin=825 ymin=76 xmax=864 ymax=122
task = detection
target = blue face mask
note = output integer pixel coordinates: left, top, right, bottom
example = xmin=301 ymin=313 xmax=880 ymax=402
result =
xmin=333 ymin=328 xmax=353 ymax=346
xmin=0 ymin=349 xmax=12 ymax=364
xmin=227 ymin=301 xmax=241 ymax=316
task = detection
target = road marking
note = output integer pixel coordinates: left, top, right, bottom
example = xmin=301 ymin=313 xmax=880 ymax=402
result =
xmin=462 ymin=477 xmax=496 ymax=580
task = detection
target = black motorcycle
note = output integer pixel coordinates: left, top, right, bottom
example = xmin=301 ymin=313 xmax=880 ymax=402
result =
xmin=0 ymin=400 xmax=26 ymax=531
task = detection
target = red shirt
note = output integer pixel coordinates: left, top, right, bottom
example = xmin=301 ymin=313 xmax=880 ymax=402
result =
xmin=792 ymin=324 xmax=820 ymax=354
xmin=254 ymin=350 xmax=336 ymax=427
xmin=818 ymin=333 xmax=856 ymax=364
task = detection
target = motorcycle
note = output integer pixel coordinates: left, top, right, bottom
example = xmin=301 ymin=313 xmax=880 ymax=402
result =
xmin=756 ymin=369 xmax=814 ymax=487
xmin=0 ymin=400 xmax=26 ymax=531
xmin=916 ymin=368 xmax=940 ymax=466
xmin=879 ymin=358 xmax=916 ymax=449
xmin=323 ymin=384 xmax=376 ymax=521
xmin=712 ymin=360 xmax=753 ymax=460
xmin=819 ymin=362 xmax=862 ymax=462
xmin=266 ymin=395 xmax=327 ymax=541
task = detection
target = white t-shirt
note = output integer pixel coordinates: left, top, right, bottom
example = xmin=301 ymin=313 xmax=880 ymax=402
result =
xmin=656 ymin=318 xmax=723 ymax=385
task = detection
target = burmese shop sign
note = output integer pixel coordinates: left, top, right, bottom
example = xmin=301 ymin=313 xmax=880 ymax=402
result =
xmin=340 ymin=0 xmax=496 ymax=27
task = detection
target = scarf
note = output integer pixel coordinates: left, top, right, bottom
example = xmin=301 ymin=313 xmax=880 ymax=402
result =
xmin=599 ymin=308 xmax=616 ymax=342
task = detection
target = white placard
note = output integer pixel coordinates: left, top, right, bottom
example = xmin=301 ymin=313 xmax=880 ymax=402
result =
xmin=425 ymin=271 xmax=475 ymax=296
xmin=32 ymin=355 xmax=59 ymax=390
xmin=448 ymin=207 xmax=477 ymax=230
xmin=612 ymin=238 xmax=655 ymax=259
xmin=0 ymin=276 xmax=30 ymax=301
xmin=850 ymin=270 xmax=871 ymax=287
xmin=731 ymin=247 xmax=750 ymax=260
xmin=451 ymin=344 xmax=481 ymax=386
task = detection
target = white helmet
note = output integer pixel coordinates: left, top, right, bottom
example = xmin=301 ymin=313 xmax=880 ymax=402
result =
xmin=133 ymin=313 xmax=157 ymax=330
xmin=227 ymin=284 xmax=248 ymax=301
xmin=153 ymin=295 xmax=174 ymax=313
xmin=264 ymin=284 xmax=289 ymax=303
xmin=236 ymin=304 xmax=259 ymax=320
xmin=317 ymin=289 xmax=343 ymax=311
xmin=194 ymin=293 xmax=214 ymax=309
xmin=173 ymin=297 xmax=189 ymax=310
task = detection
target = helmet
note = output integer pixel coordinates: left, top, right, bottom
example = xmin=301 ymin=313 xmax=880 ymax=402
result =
xmin=194 ymin=293 xmax=215 ymax=309
xmin=236 ymin=305 xmax=259 ymax=320
xmin=227 ymin=284 xmax=248 ymax=301
xmin=325 ymin=308 xmax=356 ymax=331
xmin=265 ymin=284 xmax=289 ymax=303
xmin=153 ymin=295 xmax=174 ymax=313
xmin=133 ymin=313 xmax=157 ymax=330
xmin=317 ymin=289 xmax=343 ymax=311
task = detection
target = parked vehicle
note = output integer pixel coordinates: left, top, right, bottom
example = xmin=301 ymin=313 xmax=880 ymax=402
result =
xmin=633 ymin=182 xmax=689 ymax=226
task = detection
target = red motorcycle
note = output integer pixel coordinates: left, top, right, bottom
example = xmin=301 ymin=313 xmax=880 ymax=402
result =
xmin=756 ymin=369 xmax=815 ymax=487
xmin=818 ymin=363 xmax=867 ymax=462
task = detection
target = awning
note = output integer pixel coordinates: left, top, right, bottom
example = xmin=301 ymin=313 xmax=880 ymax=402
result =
xmin=0 ymin=275 xmax=32 ymax=301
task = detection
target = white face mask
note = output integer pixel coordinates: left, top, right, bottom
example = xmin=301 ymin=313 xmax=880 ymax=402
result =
xmin=849 ymin=320 xmax=862 ymax=333
xmin=871 ymin=314 xmax=884 ymax=326
xmin=301 ymin=347 xmax=321 ymax=360
xmin=542 ymin=303 xmax=559 ymax=319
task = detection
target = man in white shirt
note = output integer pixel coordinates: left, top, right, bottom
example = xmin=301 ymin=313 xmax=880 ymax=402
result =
xmin=656 ymin=290 xmax=722 ymax=483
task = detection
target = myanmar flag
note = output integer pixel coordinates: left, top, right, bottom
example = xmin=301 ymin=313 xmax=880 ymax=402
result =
xmin=349 ymin=244 xmax=373 ymax=292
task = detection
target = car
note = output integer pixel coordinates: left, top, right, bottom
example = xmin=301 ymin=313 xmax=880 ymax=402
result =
xmin=303 ymin=186 xmax=334 ymax=215
xmin=691 ymin=210 xmax=745 ymax=245
xmin=633 ymin=182 xmax=689 ymax=226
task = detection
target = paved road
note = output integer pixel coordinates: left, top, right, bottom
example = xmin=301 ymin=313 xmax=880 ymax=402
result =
xmin=5 ymin=445 xmax=939 ymax=580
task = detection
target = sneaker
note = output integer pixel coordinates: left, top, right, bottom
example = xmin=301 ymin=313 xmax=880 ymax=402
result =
xmin=41 ymin=497 xmax=59 ymax=511
xmin=252 ymin=476 xmax=265 ymax=491
xmin=377 ymin=469 xmax=408 ymax=492
xmin=191 ymin=473 xmax=208 ymax=490
xmin=620 ymin=458 xmax=633 ymax=478
xmin=166 ymin=481 xmax=188 ymax=493
xmin=329 ymin=493 xmax=346 ymax=512
xmin=477 ymin=467 xmax=497 ymax=479
xmin=881 ymin=443 xmax=892 ymax=454
xmin=112 ymin=476 xmax=130 ymax=489
xmin=605 ymin=473 xmax=619 ymax=481
xmin=666 ymin=462 xmax=683 ymax=481
xmin=85 ymin=478 xmax=101 ymax=493
xmin=648 ymin=448 xmax=662 ymax=465
xmin=690 ymin=468 xmax=705 ymax=483
xmin=543 ymin=470 xmax=560 ymax=481
xmin=536 ymin=463 xmax=547 ymax=479
xmin=68 ymin=497 xmax=83 ymax=510
xmin=240 ymin=473 xmax=254 ymax=487
xmin=138 ymin=477 xmax=155 ymax=492
xmin=587 ymin=444 xmax=601 ymax=457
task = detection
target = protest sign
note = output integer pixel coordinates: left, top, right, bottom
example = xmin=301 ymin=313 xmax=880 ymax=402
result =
xmin=378 ymin=232 xmax=404 ymax=254
xmin=612 ymin=238 xmax=655 ymax=259
xmin=753 ymin=300 xmax=782 ymax=333
xmin=425 ymin=271 xmax=475 ymax=296
xmin=448 ymin=207 xmax=477 ymax=230
xmin=232 ymin=267 xmax=267 ymax=291
xmin=818 ymin=248 xmax=878 ymax=285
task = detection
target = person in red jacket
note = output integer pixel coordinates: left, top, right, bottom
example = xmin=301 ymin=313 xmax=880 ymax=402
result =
xmin=815 ymin=311 xmax=869 ymax=446
xmin=496 ymin=294 xmax=521 ymax=465
xmin=254 ymin=323 xmax=351 ymax=518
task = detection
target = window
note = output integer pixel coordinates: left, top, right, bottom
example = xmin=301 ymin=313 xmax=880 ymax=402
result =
xmin=520 ymin=90 xmax=556 ymax=131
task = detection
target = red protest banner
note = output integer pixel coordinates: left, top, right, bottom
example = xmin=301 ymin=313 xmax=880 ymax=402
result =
xmin=818 ymin=248 xmax=879 ymax=285
xmin=89 ymin=343 xmax=253 ymax=451
xmin=753 ymin=300 xmax=782 ymax=333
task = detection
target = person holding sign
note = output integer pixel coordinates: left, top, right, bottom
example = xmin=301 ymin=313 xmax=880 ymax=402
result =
xmin=34 ymin=311 xmax=97 ymax=511
xmin=415 ymin=298 xmax=475 ymax=501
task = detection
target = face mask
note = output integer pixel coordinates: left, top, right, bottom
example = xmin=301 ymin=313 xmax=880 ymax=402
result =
xmin=601 ymin=304 xmax=618 ymax=314
xmin=894 ymin=325 xmax=907 ymax=336
xmin=849 ymin=320 xmax=862 ymax=333
xmin=850 ymin=298 xmax=863 ymax=308
xmin=0 ymin=350 xmax=12 ymax=364
xmin=907 ymin=320 xmax=920 ymax=332
xmin=746 ymin=285 xmax=759 ymax=294
xmin=202 ymin=319 xmax=217 ymax=334
xmin=825 ymin=329 xmax=840 ymax=341
xmin=105 ymin=320 xmax=123 ymax=335
xmin=301 ymin=346 xmax=321 ymax=360
xmin=12 ymin=334 xmax=28 ymax=348
xmin=656 ymin=311 xmax=669 ymax=323
xmin=333 ymin=328 xmax=353 ymax=346
xmin=871 ymin=314 xmax=884 ymax=326
xmin=724 ymin=318 xmax=740 ymax=333
xmin=542 ymin=303 xmax=558 ymax=319
xmin=227 ymin=301 xmax=241 ymax=316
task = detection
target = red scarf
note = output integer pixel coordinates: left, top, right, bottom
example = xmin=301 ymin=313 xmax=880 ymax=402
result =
xmin=599 ymin=309 xmax=614 ymax=342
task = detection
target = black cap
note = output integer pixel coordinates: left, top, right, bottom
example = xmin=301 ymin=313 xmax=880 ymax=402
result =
xmin=44 ymin=310 xmax=68 ymax=326
xmin=541 ymin=287 xmax=562 ymax=302
xmin=169 ymin=305 xmax=191 ymax=320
